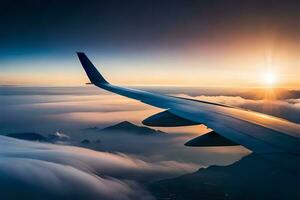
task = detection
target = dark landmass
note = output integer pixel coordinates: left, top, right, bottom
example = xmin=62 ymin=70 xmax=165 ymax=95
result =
xmin=94 ymin=139 xmax=101 ymax=144
xmin=5 ymin=132 xmax=49 ymax=142
xmin=150 ymin=153 xmax=300 ymax=200
xmin=100 ymin=121 xmax=166 ymax=135
xmin=84 ymin=126 xmax=99 ymax=131
xmin=5 ymin=132 xmax=72 ymax=144
xmin=81 ymin=139 xmax=91 ymax=144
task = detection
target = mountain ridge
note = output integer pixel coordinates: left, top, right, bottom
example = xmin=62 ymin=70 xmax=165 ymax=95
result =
xmin=99 ymin=121 xmax=166 ymax=135
xmin=5 ymin=132 xmax=49 ymax=142
xmin=150 ymin=153 xmax=300 ymax=200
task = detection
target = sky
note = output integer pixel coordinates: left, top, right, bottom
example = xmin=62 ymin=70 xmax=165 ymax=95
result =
xmin=1 ymin=0 xmax=300 ymax=87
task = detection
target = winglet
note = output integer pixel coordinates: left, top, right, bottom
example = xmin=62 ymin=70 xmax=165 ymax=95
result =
xmin=77 ymin=52 xmax=108 ymax=84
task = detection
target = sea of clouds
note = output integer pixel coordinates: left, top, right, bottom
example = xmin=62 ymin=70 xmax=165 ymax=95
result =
xmin=0 ymin=135 xmax=198 ymax=200
xmin=1 ymin=86 xmax=299 ymax=199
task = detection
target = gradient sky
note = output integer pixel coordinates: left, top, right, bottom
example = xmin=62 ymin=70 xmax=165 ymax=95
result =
xmin=1 ymin=0 xmax=300 ymax=88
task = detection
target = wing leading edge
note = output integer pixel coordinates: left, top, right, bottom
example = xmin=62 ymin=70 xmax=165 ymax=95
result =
xmin=77 ymin=52 xmax=300 ymax=154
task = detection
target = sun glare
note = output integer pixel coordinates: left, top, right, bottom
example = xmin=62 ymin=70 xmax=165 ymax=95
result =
xmin=263 ymin=72 xmax=277 ymax=86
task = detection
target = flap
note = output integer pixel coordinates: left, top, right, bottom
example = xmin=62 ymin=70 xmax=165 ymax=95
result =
xmin=142 ymin=110 xmax=200 ymax=127
xmin=185 ymin=131 xmax=239 ymax=147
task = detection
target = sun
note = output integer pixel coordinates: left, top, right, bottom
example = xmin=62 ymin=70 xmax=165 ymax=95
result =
xmin=263 ymin=72 xmax=277 ymax=86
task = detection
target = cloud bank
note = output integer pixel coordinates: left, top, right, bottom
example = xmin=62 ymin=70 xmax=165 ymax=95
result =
xmin=174 ymin=94 xmax=300 ymax=123
xmin=0 ymin=136 xmax=197 ymax=200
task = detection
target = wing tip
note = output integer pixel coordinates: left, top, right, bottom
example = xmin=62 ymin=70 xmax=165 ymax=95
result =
xmin=76 ymin=52 xmax=85 ymax=56
xmin=77 ymin=52 xmax=109 ymax=84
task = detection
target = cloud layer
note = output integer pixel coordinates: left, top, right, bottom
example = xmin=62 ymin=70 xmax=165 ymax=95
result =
xmin=185 ymin=95 xmax=300 ymax=123
xmin=0 ymin=136 xmax=197 ymax=200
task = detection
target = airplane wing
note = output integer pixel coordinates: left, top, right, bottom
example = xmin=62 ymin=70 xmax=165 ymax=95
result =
xmin=77 ymin=52 xmax=300 ymax=155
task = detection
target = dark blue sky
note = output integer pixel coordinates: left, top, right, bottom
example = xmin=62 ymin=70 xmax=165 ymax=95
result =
xmin=1 ymin=0 xmax=300 ymax=57
xmin=1 ymin=0 xmax=300 ymax=86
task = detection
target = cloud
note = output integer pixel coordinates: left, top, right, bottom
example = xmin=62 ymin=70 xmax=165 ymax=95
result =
xmin=48 ymin=131 xmax=70 ymax=143
xmin=0 ymin=89 xmax=154 ymax=133
xmin=163 ymin=87 xmax=300 ymax=100
xmin=0 ymin=158 xmax=147 ymax=200
xmin=175 ymin=94 xmax=300 ymax=123
xmin=0 ymin=136 xmax=197 ymax=199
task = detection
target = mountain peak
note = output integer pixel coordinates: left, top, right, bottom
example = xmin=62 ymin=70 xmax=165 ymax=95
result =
xmin=100 ymin=121 xmax=166 ymax=135
xmin=109 ymin=121 xmax=136 ymax=128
